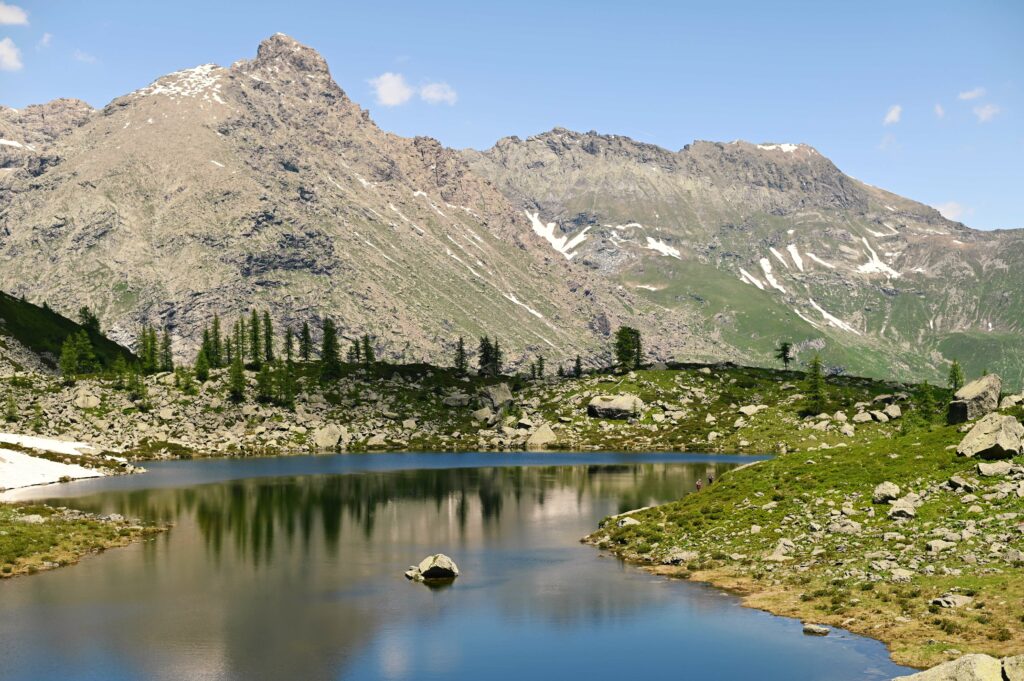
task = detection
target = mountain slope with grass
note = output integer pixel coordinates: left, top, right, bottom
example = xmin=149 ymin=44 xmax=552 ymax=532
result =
xmin=0 ymin=291 xmax=135 ymax=374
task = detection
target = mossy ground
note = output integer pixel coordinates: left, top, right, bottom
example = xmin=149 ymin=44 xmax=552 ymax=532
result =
xmin=0 ymin=503 xmax=164 ymax=578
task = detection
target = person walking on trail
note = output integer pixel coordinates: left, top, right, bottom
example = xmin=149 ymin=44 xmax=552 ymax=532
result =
xmin=708 ymin=474 xmax=714 ymax=485
xmin=695 ymin=479 xmax=702 ymax=492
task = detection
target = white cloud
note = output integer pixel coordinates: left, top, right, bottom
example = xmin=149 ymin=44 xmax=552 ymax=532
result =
xmin=420 ymin=81 xmax=457 ymax=105
xmin=883 ymin=104 xmax=902 ymax=125
xmin=36 ymin=32 xmax=51 ymax=49
xmin=935 ymin=201 xmax=965 ymax=221
xmin=369 ymin=72 xmax=414 ymax=106
xmin=0 ymin=36 xmax=22 ymax=70
xmin=72 ymin=49 xmax=97 ymax=64
xmin=934 ymin=103 xmax=945 ymax=119
xmin=0 ymin=2 xmax=28 ymax=25
xmin=958 ymin=87 xmax=986 ymax=101
xmin=972 ymin=103 xmax=1000 ymax=123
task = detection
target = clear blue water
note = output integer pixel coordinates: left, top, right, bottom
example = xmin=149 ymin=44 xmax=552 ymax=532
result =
xmin=0 ymin=453 xmax=912 ymax=681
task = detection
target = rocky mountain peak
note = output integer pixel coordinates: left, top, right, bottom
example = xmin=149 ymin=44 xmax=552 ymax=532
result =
xmin=249 ymin=33 xmax=332 ymax=77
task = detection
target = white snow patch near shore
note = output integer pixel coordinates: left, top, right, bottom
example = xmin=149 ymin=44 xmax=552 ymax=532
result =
xmin=0 ymin=433 xmax=99 ymax=456
xmin=857 ymin=237 xmax=901 ymax=278
xmin=526 ymin=211 xmax=589 ymax=260
xmin=0 ymin=449 xmax=104 ymax=491
xmin=645 ymin=237 xmax=681 ymax=258
xmin=805 ymin=252 xmax=836 ymax=269
xmin=759 ymin=258 xmax=786 ymax=292
xmin=809 ymin=299 xmax=861 ymax=335
xmin=786 ymin=245 xmax=804 ymax=271
xmin=739 ymin=268 xmax=765 ymax=290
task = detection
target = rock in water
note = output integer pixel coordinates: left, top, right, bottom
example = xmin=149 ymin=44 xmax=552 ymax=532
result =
xmin=890 ymin=653 xmax=1003 ymax=680
xmin=587 ymin=394 xmax=644 ymax=419
xmin=956 ymin=413 xmax=1024 ymax=459
xmin=947 ymin=374 xmax=1002 ymax=424
xmin=802 ymin=623 xmax=830 ymax=636
xmin=405 ymin=554 xmax=460 ymax=582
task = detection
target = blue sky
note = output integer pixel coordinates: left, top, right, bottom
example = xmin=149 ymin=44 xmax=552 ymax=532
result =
xmin=0 ymin=0 xmax=1021 ymax=229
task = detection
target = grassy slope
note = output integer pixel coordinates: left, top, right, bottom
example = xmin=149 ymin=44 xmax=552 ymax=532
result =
xmin=0 ymin=290 xmax=135 ymax=369
xmin=591 ymin=405 xmax=1024 ymax=669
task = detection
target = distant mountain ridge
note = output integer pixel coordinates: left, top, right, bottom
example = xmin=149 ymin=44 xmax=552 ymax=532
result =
xmin=0 ymin=35 xmax=1020 ymax=387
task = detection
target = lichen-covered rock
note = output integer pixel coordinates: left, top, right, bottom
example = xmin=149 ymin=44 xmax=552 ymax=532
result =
xmin=587 ymin=394 xmax=644 ymax=419
xmin=891 ymin=654 xmax=1002 ymax=681
xmin=947 ymin=374 xmax=1002 ymax=424
xmin=525 ymin=423 xmax=557 ymax=450
xmin=956 ymin=413 xmax=1023 ymax=459
xmin=873 ymin=481 xmax=900 ymax=504
xmin=405 ymin=553 xmax=459 ymax=582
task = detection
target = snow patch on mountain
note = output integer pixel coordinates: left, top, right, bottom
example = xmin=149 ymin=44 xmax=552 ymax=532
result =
xmin=857 ymin=237 xmax=901 ymax=279
xmin=809 ymin=299 xmax=861 ymax=335
xmin=526 ymin=211 xmax=590 ymax=260
xmin=786 ymin=245 xmax=804 ymax=272
xmin=739 ymin=269 xmax=765 ymax=290
xmin=769 ymin=247 xmax=790 ymax=269
xmin=759 ymin=258 xmax=786 ymax=293
xmin=805 ymin=252 xmax=836 ymax=269
xmin=134 ymin=64 xmax=227 ymax=105
xmin=645 ymin=237 xmax=681 ymax=259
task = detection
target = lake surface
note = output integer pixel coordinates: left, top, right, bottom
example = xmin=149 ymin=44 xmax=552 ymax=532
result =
xmin=0 ymin=452 xmax=912 ymax=681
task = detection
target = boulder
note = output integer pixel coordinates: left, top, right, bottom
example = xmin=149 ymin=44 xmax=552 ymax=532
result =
xmin=525 ymin=424 xmax=557 ymax=451
xmin=947 ymin=374 xmax=1002 ymax=424
xmin=883 ymin=404 xmax=902 ymax=420
xmin=956 ymin=413 xmax=1023 ymax=459
xmin=366 ymin=433 xmax=387 ymax=447
xmin=587 ymin=394 xmax=644 ymax=419
xmin=1005 ymin=657 xmax=1024 ymax=681
xmin=442 ymin=393 xmax=471 ymax=407
xmin=888 ymin=501 xmax=916 ymax=519
xmin=929 ymin=593 xmax=973 ymax=608
xmin=891 ymin=654 xmax=1002 ymax=681
xmin=471 ymin=406 xmax=494 ymax=422
xmin=616 ymin=516 xmax=641 ymax=528
xmin=852 ymin=411 xmax=873 ymax=423
xmin=873 ymin=481 xmax=901 ymax=504
xmin=481 ymin=383 xmax=513 ymax=410
xmin=660 ymin=549 xmax=699 ymax=565
xmin=312 ymin=424 xmax=347 ymax=450
xmin=870 ymin=410 xmax=890 ymax=423
xmin=738 ymin=404 xmax=766 ymax=417
xmin=401 ymin=418 xmax=417 ymax=430
xmin=73 ymin=388 xmax=100 ymax=409
xmin=802 ymin=623 xmax=830 ymax=636
xmin=405 ymin=553 xmax=459 ymax=582
xmin=976 ymin=461 xmax=1013 ymax=477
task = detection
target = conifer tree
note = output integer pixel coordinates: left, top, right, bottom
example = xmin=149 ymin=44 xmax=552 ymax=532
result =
xmin=454 ymin=337 xmax=467 ymax=375
xmin=4 ymin=392 xmax=17 ymax=423
xmin=284 ymin=327 xmax=294 ymax=363
xmin=78 ymin=307 xmax=101 ymax=335
xmin=249 ymin=309 xmax=262 ymax=368
xmin=614 ymin=327 xmax=642 ymax=371
xmin=477 ymin=336 xmax=494 ymax=376
xmin=228 ymin=352 xmax=246 ymax=403
xmin=211 ymin=314 xmax=223 ymax=368
xmin=256 ymin=363 xmax=274 ymax=403
xmin=159 ymin=328 xmax=174 ymax=372
xmin=299 ymin=322 xmax=312 ymax=362
xmin=573 ymin=355 xmax=583 ymax=378
xmin=320 ymin=318 xmax=342 ymax=382
xmin=362 ymin=334 xmax=375 ymax=365
xmin=194 ymin=348 xmax=210 ymax=382
xmin=263 ymin=311 xmax=274 ymax=363
xmin=111 ymin=355 xmax=128 ymax=389
xmin=59 ymin=335 xmax=80 ymax=382
xmin=918 ymin=380 xmax=936 ymax=422
xmin=803 ymin=353 xmax=828 ymax=414
xmin=537 ymin=355 xmax=545 ymax=378
xmin=556 ymin=365 xmax=565 ymax=378
xmin=775 ymin=341 xmax=794 ymax=370
xmin=948 ymin=359 xmax=965 ymax=393
xmin=492 ymin=339 xmax=503 ymax=376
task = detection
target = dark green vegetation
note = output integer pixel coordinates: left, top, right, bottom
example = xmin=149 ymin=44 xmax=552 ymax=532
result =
xmin=0 ymin=292 xmax=134 ymax=371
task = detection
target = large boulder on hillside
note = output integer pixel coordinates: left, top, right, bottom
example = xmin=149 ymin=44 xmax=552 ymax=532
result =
xmin=956 ymin=413 xmax=1023 ymax=459
xmin=525 ymin=424 xmax=558 ymax=450
xmin=73 ymin=387 xmax=100 ymax=409
xmin=312 ymin=424 xmax=348 ymax=450
xmin=947 ymin=374 xmax=1002 ymax=424
xmin=891 ymin=654 xmax=1003 ymax=681
xmin=481 ymin=383 xmax=513 ymax=410
xmin=587 ymin=394 xmax=644 ymax=419
xmin=404 ymin=554 xmax=459 ymax=582
xmin=872 ymin=481 xmax=900 ymax=504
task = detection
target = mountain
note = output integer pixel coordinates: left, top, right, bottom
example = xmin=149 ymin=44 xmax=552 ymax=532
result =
xmin=0 ymin=35 xmax=700 ymax=368
xmin=0 ymin=35 xmax=1021 ymax=386
xmin=464 ymin=129 xmax=1024 ymax=388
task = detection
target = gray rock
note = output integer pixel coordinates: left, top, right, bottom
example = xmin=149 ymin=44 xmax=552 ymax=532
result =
xmin=929 ymin=593 xmax=973 ymax=608
xmin=73 ymin=388 xmax=100 ymax=409
xmin=926 ymin=539 xmax=956 ymax=554
xmin=312 ymin=424 xmax=347 ymax=450
xmin=852 ymin=411 xmax=873 ymax=423
xmin=947 ymin=374 xmax=1002 ymax=424
xmin=883 ymin=404 xmax=902 ymax=420
xmin=738 ymin=404 xmax=766 ymax=417
xmin=587 ymin=394 xmax=644 ymax=419
xmin=660 ymin=550 xmax=699 ymax=565
xmin=870 ymin=410 xmax=890 ymax=423
xmin=442 ymin=393 xmax=471 ymax=407
xmin=405 ymin=553 xmax=459 ymax=582
xmin=802 ymin=623 xmax=830 ymax=636
xmin=471 ymin=406 xmax=494 ymax=422
xmin=888 ymin=501 xmax=916 ymax=519
xmin=873 ymin=481 xmax=901 ymax=504
xmin=976 ymin=460 xmax=1013 ymax=477
xmin=956 ymin=413 xmax=1023 ymax=459
xmin=1005 ymin=656 xmax=1024 ymax=681
xmin=616 ymin=516 xmax=641 ymax=528
xmin=891 ymin=654 xmax=1002 ymax=681
xmin=525 ymin=424 xmax=557 ymax=450
xmin=481 ymin=383 xmax=513 ymax=410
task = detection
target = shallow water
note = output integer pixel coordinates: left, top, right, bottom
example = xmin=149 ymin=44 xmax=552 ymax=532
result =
xmin=0 ymin=452 xmax=912 ymax=681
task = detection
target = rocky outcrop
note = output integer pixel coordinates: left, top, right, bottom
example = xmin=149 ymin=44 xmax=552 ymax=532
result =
xmin=890 ymin=654 xmax=1013 ymax=681
xmin=947 ymin=375 xmax=1002 ymax=424
xmin=956 ymin=413 xmax=1023 ymax=459
xmin=587 ymin=394 xmax=644 ymax=419
xmin=525 ymin=424 xmax=557 ymax=450
xmin=481 ymin=383 xmax=513 ymax=410
xmin=872 ymin=481 xmax=900 ymax=504
xmin=405 ymin=554 xmax=459 ymax=582
xmin=312 ymin=424 xmax=348 ymax=451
